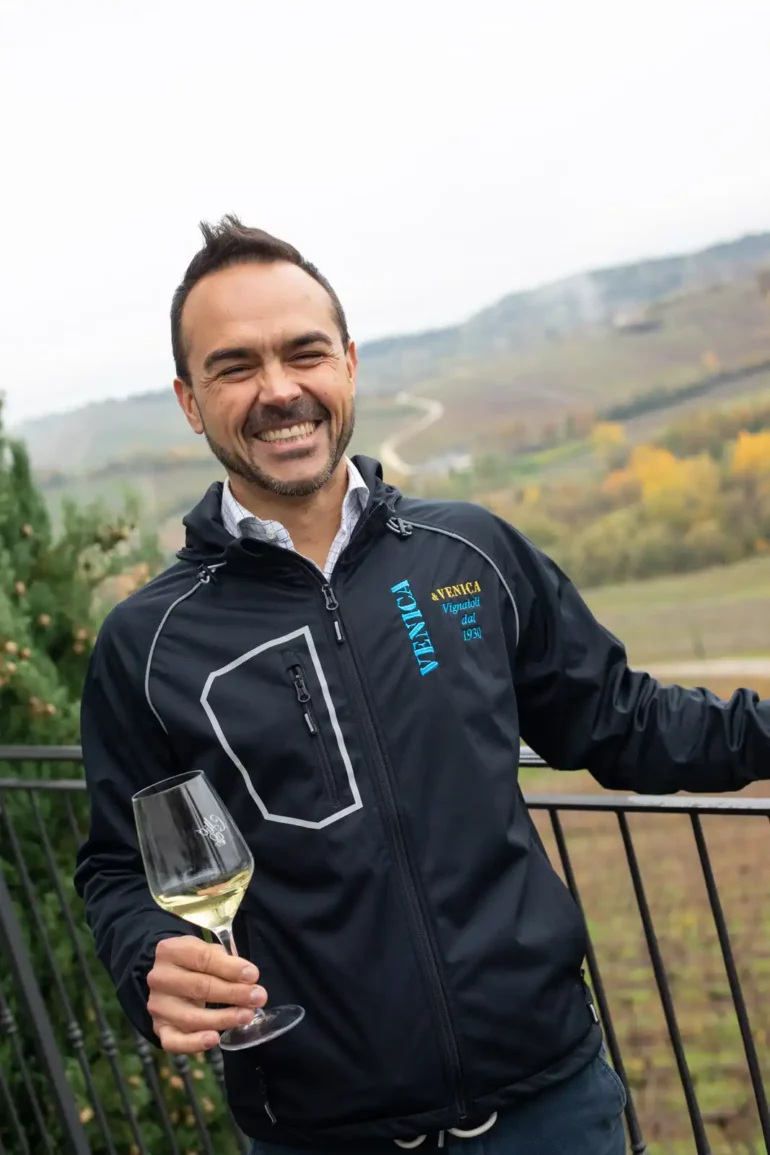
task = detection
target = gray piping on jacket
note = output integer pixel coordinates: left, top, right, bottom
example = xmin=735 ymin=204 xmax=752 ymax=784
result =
xmin=407 ymin=521 xmax=520 ymax=648
xmin=144 ymin=564 xmax=226 ymax=734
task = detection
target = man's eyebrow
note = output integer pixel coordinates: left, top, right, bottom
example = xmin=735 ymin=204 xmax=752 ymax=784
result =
xmin=201 ymin=332 xmax=334 ymax=375
xmin=282 ymin=331 xmax=335 ymax=352
xmin=202 ymin=346 xmax=254 ymax=374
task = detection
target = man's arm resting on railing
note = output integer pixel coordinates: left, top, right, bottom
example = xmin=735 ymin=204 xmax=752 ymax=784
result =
xmin=507 ymin=531 xmax=770 ymax=794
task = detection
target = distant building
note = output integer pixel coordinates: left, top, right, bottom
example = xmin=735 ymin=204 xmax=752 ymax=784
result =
xmin=612 ymin=309 xmax=661 ymax=334
xmin=414 ymin=451 xmax=473 ymax=477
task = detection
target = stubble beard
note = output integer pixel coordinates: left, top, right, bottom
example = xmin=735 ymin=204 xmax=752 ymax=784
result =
xmin=203 ymin=407 xmax=356 ymax=498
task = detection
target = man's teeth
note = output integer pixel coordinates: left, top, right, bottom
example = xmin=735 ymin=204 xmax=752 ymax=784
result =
xmin=257 ymin=422 xmax=317 ymax=443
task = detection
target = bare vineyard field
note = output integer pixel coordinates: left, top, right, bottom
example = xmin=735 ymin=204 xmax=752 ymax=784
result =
xmin=583 ymin=556 xmax=770 ymax=666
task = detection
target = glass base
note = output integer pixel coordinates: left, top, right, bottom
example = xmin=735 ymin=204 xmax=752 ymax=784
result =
xmin=218 ymin=1004 xmax=305 ymax=1051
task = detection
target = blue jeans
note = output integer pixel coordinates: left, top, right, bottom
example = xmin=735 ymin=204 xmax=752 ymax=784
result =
xmin=248 ymin=1052 xmax=627 ymax=1154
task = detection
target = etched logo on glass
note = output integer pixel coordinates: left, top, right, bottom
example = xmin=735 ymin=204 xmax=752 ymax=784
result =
xmin=195 ymin=814 xmax=227 ymax=846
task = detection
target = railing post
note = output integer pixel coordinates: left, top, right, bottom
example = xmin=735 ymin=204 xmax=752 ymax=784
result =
xmin=0 ymin=861 xmax=92 ymax=1155
xmin=616 ymin=812 xmax=711 ymax=1154
xmin=548 ymin=809 xmax=649 ymax=1154
xmin=690 ymin=813 xmax=770 ymax=1146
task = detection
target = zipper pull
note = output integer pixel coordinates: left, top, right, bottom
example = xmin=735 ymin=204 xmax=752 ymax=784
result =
xmin=291 ymin=668 xmax=311 ymax=703
xmin=290 ymin=669 xmax=317 ymax=734
xmin=322 ymin=584 xmax=339 ymax=611
xmin=581 ymin=969 xmax=600 ymax=1024
xmin=321 ymin=584 xmax=346 ymax=644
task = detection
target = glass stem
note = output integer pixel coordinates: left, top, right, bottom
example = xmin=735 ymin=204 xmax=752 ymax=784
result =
xmin=216 ymin=923 xmax=238 ymax=957
xmin=215 ymin=924 xmax=266 ymax=1024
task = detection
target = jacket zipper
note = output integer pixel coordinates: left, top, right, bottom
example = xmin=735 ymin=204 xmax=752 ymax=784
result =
xmin=322 ymin=583 xmax=346 ymax=643
xmin=316 ymin=573 xmax=467 ymax=1119
xmin=202 ymin=510 xmax=467 ymax=1110
xmin=288 ymin=663 xmax=340 ymax=807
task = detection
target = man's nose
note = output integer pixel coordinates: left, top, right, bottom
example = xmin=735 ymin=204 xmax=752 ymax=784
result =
xmin=259 ymin=360 xmax=303 ymax=406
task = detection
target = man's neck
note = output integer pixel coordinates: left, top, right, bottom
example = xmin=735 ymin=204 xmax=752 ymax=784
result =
xmin=228 ymin=462 xmax=349 ymax=571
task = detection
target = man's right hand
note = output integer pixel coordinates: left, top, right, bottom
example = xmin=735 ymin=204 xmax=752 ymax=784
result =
xmin=147 ymin=935 xmax=268 ymax=1053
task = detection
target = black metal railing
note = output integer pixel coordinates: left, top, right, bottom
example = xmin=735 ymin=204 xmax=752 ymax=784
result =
xmin=1 ymin=747 xmax=769 ymax=1155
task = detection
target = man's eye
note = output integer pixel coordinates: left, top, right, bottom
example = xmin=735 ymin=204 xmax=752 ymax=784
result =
xmin=294 ymin=351 xmax=324 ymax=363
xmin=220 ymin=365 xmax=250 ymax=377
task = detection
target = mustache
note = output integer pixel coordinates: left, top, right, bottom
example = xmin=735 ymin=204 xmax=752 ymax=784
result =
xmin=243 ymin=398 xmax=329 ymax=438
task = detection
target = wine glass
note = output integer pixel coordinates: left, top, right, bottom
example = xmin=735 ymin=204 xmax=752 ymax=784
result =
xmin=132 ymin=769 xmax=305 ymax=1050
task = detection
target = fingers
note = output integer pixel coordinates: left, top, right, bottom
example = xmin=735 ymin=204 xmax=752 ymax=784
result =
xmin=154 ymin=935 xmax=259 ymax=983
xmin=153 ymin=1018 xmax=221 ymax=1055
xmin=149 ymin=992 xmax=263 ymax=1037
xmin=148 ymin=935 xmax=269 ymax=1054
xmin=148 ymin=961 xmax=266 ymax=1008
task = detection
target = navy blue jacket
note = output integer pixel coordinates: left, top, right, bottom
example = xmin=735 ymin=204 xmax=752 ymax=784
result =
xmin=74 ymin=456 xmax=770 ymax=1146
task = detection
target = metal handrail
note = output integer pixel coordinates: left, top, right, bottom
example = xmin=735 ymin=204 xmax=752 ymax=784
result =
xmin=3 ymin=743 xmax=769 ymax=816
xmin=1 ymin=774 xmax=769 ymax=815
xmin=0 ymin=745 xmax=83 ymax=761
xmin=1 ymin=746 xmax=769 ymax=1155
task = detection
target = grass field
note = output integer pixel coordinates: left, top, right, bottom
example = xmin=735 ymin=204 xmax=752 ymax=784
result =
xmin=582 ymin=555 xmax=770 ymax=667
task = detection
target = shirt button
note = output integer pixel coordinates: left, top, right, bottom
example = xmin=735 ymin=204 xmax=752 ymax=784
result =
xmin=266 ymin=526 xmax=277 ymax=540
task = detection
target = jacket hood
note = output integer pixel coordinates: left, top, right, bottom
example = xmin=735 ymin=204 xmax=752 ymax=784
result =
xmin=177 ymin=454 xmax=399 ymax=562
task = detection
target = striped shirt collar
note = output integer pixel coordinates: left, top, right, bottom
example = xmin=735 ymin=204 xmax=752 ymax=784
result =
xmin=220 ymin=458 xmax=369 ymax=578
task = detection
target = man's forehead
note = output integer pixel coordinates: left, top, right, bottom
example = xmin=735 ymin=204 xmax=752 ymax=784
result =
xmin=183 ymin=262 xmax=337 ymax=354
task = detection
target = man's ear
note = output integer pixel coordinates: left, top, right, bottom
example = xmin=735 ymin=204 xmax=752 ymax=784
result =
xmin=346 ymin=340 xmax=358 ymax=395
xmin=173 ymin=378 xmax=204 ymax=435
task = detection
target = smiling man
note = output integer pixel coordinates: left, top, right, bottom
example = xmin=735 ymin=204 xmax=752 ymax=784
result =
xmin=170 ymin=225 xmax=361 ymax=573
xmin=75 ymin=216 xmax=770 ymax=1155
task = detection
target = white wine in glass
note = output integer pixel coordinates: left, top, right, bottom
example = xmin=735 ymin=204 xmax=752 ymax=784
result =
xmin=132 ymin=769 xmax=305 ymax=1050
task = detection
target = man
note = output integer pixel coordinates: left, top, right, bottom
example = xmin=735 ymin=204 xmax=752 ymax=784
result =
xmin=74 ymin=216 xmax=770 ymax=1155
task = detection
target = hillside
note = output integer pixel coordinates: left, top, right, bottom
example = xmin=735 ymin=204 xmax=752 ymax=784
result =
xmin=408 ymin=278 xmax=770 ymax=463
xmin=10 ymin=229 xmax=770 ymax=574
xmin=351 ymin=230 xmax=770 ymax=397
xmin=14 ymin=231 xmax=770 ymax=475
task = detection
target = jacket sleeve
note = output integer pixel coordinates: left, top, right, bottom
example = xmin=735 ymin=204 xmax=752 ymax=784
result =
xmin=508 ymin=530 xmax=770 ymax=793
xmin=73 ymin=617 xmax=194 ymax=1042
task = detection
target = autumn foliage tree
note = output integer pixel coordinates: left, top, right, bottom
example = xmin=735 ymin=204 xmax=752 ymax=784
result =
xmin=473 ymin=398 xmax=770 ymax=589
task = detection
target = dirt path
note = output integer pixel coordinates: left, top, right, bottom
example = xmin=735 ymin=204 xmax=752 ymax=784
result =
xmin=379 ymin=390 xmax=445 ymax=476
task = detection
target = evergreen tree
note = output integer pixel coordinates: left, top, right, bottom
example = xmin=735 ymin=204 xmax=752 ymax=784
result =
xmin=0 ymin=402 xmax=235 ymax=1153
xmin=0 ymin=399 xmax=163 ymax=742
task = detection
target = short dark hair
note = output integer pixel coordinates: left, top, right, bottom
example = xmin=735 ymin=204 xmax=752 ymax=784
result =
xmin=171 ymin=214 xmax=350 ymax=382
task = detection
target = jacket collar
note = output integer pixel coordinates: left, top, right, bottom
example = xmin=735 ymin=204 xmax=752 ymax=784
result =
xmin=177 ymin=455 xmax=400 ymax=564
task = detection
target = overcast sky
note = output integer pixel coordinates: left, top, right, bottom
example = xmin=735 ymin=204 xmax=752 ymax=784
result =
xmin=1 ymin=0 xmax=769 ymax=425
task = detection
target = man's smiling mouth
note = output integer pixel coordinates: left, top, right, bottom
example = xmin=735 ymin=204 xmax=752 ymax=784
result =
xmin=255 ymin=420 xmax=321 ymax=443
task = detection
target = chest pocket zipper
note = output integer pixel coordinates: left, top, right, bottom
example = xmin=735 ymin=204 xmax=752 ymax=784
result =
xmin=286 ymin=659 xmax=341 ymax=807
